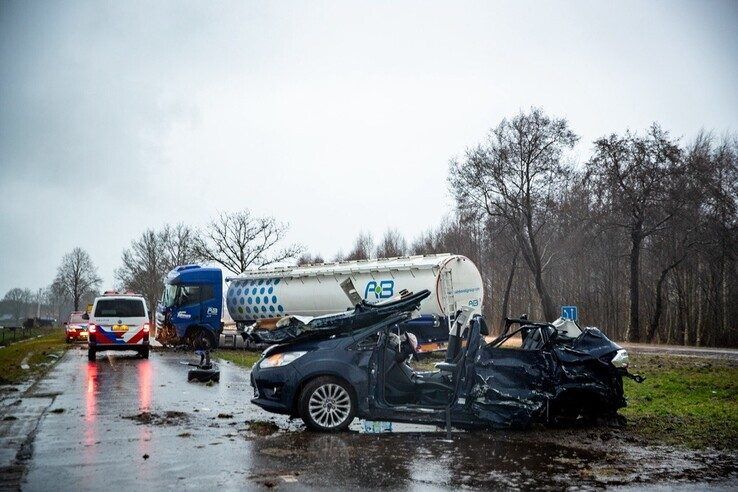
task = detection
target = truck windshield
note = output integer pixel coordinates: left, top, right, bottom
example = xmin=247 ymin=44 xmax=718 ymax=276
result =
xmin=161 ymin=284 xmax=178 ymax=308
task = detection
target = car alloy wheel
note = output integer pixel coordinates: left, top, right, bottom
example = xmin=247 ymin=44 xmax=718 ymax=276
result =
xmin=308 ymin=383 xmax=351 ymax=429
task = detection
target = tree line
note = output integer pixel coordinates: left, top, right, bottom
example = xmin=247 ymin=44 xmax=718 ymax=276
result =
xmin=303 ymin=109 xmax=737 ymax=347
xmin=4 ymin=108 xmax=735 ymax=347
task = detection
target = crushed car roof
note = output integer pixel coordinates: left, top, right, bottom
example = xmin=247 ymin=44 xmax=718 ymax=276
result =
xmin=246 ymin=289 xmax=432 ymax=344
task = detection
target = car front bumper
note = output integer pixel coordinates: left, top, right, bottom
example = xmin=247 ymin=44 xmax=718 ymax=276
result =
xmin=250 ymin=362 xmax=301 ymax=416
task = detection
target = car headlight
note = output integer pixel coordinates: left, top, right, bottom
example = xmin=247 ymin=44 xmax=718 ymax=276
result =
xmin=610 ymin=349 xmax=629 ymax=368
xmin=260 ymin=351 xmax=307 ymax=368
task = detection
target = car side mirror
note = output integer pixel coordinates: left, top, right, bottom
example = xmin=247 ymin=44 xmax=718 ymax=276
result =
xmin=82 ymin=313 xmax=89 ymax=320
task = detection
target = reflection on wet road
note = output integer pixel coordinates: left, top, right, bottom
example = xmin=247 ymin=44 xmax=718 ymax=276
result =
xmin=18 ymin=348 xmax=737 ymax=490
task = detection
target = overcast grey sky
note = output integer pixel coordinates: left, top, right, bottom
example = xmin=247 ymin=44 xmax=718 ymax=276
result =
xmin=1 ymin=0 xmax=736 ymax=296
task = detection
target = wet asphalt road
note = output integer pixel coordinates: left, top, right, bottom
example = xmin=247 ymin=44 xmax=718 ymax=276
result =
xmin=3 ymin=347 xmax=737 ymax=490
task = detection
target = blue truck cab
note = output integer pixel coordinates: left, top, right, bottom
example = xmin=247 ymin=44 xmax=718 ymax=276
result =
xmin=156 ymin=265 xmax=224 ymax=348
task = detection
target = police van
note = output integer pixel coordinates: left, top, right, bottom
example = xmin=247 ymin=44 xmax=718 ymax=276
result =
xmin=86 ymin=291 xmax=151 ymax=361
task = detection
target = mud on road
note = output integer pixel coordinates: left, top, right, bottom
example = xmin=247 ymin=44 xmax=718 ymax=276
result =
xmin=0 ymin=347 xmax=736 ymax=490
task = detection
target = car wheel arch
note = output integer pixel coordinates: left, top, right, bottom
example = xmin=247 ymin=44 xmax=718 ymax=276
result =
xmin=292 ymin=372 xmax=359 ymax=418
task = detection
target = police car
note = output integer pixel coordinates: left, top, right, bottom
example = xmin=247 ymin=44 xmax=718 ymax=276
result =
xmin=64 ymin=311 xmax=89 ymax=342
xmin=86 ymin=291 xmax=151 ymax=361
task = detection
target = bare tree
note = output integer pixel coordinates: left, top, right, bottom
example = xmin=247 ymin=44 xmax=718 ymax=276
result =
xmin=116 ymin=230 xmax=165 ymax=318
xmin=193 ymin=210 xmax=302 ymax=274
xmin=160 ymin=223 xmax=197 ymax=270
xmin=115 ymin=224 xmax=198 ymax=317
xmin=587 ymin=125 xmax=683 ymax=342
xmin=410 ymin=229 xmax=443 ymax=255
xmin=53 ymin=248 xmax=101 ymax=311
xmin=296 ymin=252 xmax=325 ymax=266
xmin=2 ymin=288 xmax=33 ymax=319
xmin=344 ymin=231 xmax=374 ymax=261
xmin=375 ymin=228 xmax=407 ymax=258
xmin=43 ymin=283 xmax=68 ymax=321
xmin=449 ymin=108 xmax=578 ymax=320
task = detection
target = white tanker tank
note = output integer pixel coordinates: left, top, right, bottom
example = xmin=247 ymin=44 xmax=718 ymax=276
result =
xmin=225 ymin=254 xmax=484 ymax=324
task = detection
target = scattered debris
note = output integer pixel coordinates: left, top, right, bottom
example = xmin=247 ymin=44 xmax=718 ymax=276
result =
xmin=246 ymin=420 xmax=280 ymax=436
xmin=123 ymin=411 xmax=190 ymax=426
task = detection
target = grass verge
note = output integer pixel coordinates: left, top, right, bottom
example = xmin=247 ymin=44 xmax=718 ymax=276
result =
xmin=217 ymin=349 xmax=261 ymax=369
xmin=0 ymin=328 xmax=69 ymax=385
xmin=622 ymin=353 xmax=738 ymax=450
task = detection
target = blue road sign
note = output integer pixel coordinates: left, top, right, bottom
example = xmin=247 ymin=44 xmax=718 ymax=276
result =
xmin=561 ymin=305 xmax=578 ymax=321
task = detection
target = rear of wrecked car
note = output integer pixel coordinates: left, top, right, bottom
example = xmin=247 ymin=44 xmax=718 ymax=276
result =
xmin=469 ymin=323 xmax=638 ymax=428
xmin=548 ymin=328 xmax=629 ymax=422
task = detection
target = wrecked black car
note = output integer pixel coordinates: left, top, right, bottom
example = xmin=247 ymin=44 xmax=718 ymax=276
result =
xmin=248 ymin=290 xmax=642 ymax=432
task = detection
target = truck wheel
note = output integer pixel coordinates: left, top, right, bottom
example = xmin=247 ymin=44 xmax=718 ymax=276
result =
xmin=140 ymin=347 xmax=149 ymax=359
xmin=298 ymin=376 xmax=356 ymax=432
xmin=87 ymin=348 xmax=96 ymax=361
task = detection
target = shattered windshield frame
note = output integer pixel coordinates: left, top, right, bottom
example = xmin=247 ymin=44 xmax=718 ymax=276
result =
xmin=161 ymin=284 xmax=178 ymax=308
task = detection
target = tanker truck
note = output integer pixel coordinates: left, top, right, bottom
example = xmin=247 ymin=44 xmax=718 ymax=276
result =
xmin=156 ymin=254 xmax=484 ymax=351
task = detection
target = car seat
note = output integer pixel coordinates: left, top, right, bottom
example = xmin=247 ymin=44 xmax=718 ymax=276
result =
xmin=383 ymin=333 xmax=419 ymax=403
xmin=462 ymin=316 xmax=483 ymax=395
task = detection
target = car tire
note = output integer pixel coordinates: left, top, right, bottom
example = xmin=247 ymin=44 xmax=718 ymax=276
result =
xmin=87 ymin=348 xmax=96 ymax=361
xmin=140 ymin=347 xmax=149 ymax=359
xmin=188 ymin=366 xmax=220 ymax=383
xmin=298 ymin=376 xmax=356 ymax=432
